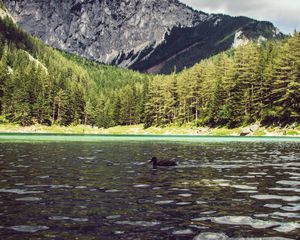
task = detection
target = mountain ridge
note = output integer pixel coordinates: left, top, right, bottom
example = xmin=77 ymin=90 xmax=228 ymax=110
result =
xmin=3 ymin=0 xmax=283 ymax=74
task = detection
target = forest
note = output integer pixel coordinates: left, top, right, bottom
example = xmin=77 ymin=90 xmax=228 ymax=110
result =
xmin=0 ymin=11 xmax=299 ymax=129
xmin=0 ymin=15 xmax=150 ymax=128
xmin=145 ymin=33 xmax=300 ymax=128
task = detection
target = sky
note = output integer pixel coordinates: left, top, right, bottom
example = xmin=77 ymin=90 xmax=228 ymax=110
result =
xmin=180 ymin=0 xmax=299 ymax=34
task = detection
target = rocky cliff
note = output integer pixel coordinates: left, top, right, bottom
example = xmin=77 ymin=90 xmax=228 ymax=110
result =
xmin=4 ymin=0 xmax=283 ymax=73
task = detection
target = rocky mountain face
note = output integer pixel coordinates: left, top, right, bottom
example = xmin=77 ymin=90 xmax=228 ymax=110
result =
xmin=3 ymin=0 xmax=282 ymax=74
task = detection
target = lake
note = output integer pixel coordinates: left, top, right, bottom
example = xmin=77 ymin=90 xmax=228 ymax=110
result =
xmin=0 ymin=134 xmax=299 ymax=239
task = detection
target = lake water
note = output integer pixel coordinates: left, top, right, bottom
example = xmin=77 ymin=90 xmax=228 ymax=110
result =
xmin=0 ymin=134 xmax=299 ymax=239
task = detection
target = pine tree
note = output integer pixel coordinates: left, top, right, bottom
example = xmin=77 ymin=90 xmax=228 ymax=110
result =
xmin=32 ymin=68 xmax=51 ymax=125
xmin=208 ymin=53 xmax=232 ymax=125
xmin=144 ymin=76 xmax=164 ymax=127
xmin=271 ymin=32 xmax=300 ymax=124
xmin=260 ymin=41 xmax=280 ymax=124
xmin=0 ymin=45 xmax=9 ymax=115
xmin=52 ymin=89 xmax=68 ymax=125
xmin=189 ymin=67 xmax=202 ymax=123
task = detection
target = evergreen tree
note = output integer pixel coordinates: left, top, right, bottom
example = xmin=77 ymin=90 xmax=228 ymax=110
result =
xmin=0 ymin=45 xmax=9 ymax=114
xmin=271 ymin=32 xmax=300 ymax=124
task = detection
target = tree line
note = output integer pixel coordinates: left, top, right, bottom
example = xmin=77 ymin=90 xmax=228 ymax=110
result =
xmin=144 ymin=32 xmax=300 ymax=128
xmin=0 ymin=14 xmax=299 ymax=129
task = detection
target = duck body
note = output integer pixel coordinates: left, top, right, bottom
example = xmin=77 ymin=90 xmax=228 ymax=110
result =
xmin=149 ymin=157 xmax=177 ymax=167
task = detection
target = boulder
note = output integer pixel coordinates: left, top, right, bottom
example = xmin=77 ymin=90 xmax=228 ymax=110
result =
xmin=249 ymin=124 xmax=260 ymax=132
xmin=240 ymin=124 xmax=260 ymax=136
xmin=240 ymin=127 xmax=252 ymax=136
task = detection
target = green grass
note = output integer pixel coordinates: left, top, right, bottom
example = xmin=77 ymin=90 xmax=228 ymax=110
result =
xmin=0 ymin=124 xmax=101 ymax=134
xmin=208 ymin=128 xmax=241 ymax=136
xmin=101 ymin=125 xmax=196 ymax=135
xmin=0 ymin=124 xmax=201 ymax=135
xmin=286 ymin=130 xmax=299 ymax=136
xmin=253 ymin=129 xmax=267 ymax=136
xmin=0 ymin=124 xmax=299 ymax=136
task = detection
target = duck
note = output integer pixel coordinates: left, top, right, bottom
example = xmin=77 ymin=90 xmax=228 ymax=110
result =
xmin=149 ymin=157 xmax=177 ymax=167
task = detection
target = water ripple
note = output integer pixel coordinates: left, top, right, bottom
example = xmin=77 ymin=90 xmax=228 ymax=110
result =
xmin=8 ymin=225 xmax=49 ymax=233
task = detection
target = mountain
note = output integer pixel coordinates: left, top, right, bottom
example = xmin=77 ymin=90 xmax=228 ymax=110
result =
xmin=0 ymin=2 xmax=149 ymax=127
xmin=3 ymin=0 xmax=282 ymax=74
xmin=1 ymin=1 xmax=299 ymax=129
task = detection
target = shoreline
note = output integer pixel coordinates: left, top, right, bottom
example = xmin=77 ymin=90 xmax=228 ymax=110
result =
xmin=0 ymin=124 xmax=299 ymax=137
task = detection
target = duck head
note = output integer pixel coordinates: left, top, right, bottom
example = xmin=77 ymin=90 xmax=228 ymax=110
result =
xmin=149 ymin=157 xmax=158 ymax=165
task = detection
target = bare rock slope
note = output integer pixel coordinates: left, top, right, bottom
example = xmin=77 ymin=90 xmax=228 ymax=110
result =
xmin=4 ymin=0 xmax=283 ymax=73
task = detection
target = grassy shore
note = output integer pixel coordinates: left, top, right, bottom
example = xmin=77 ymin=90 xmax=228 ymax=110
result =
xmin=0 ymin=123 xmax=299 ymax=136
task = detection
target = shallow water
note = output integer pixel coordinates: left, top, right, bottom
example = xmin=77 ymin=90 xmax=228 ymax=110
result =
xmin=0 ymin=135 xmax=299 ymax=239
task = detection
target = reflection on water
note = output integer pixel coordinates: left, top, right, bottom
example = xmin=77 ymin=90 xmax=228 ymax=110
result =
xmin=0 ymin=137 xmax=299 ymax=239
